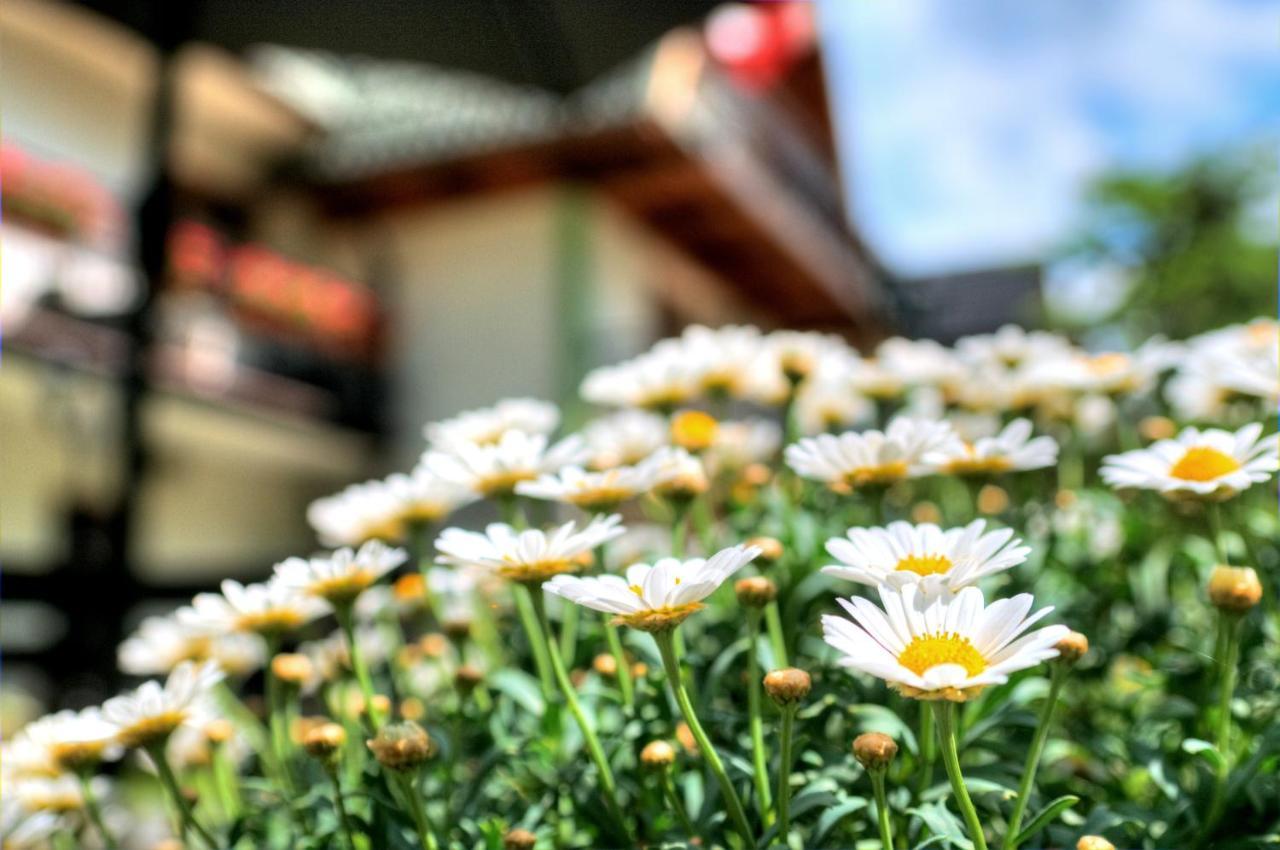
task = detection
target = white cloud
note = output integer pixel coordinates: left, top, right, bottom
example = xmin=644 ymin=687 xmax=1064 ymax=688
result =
xmin=819 ymin=0 xmax=1279 ymax=276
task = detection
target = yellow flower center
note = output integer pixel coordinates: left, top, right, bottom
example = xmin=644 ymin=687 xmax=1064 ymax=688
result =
xmin=895 ymin=554 xmax=954 ymax=576
xmin=1168 ymin=446 xmax=1241 ymax=482
xmin=235 ymin=609 xmax=309 ymax=635
xmin=51 ymin=741 xmax=108 ymax=771
xmin=497 ymin=558 xmax=578 ymax=584
xmin=671 ymin=410 xmax=719 ymax=452
xmin=569 ymin=484 xmax=637 ymax=511
xmin=478 ymin=471 xmax=538 ymax=498
xmin=898 ymin=633 xmax=987 ymax=678
xmin=842 ymin=461 xmax=909 ymax=488
xmin=946 ymin=455 xmax=1013 ymax=476
xmin=117 ymin=711 xmax=187 ymax=749
xmin=309 ymin=570 xmax=378 ymax=605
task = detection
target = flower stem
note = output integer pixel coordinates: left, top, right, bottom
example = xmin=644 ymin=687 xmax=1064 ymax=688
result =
xmin=603 ymin=619 xmax=635 ymax=711
xmin=777 ymin=703 xmax=797 ymax=843
xmin=77 ymin=772 xmax=120 ymax=850
xmin=511 ymin=583 xmax=556 ymax=702
xmin=1002 ymin=663 xmax=1066 ymax=850
xmin=263 ymin=635 xmax=298 ymax=792
xmin=1197 ymin=612 xmax=1242 ymax=847
xmin=1207 ymin=501 xmax=1230 ymax=564
xmin=869 ymin=769 xmax=894 ymax=850
xmin=146 ymin=742 xmax=220 ymax=849
xmin=745 ymin=611 xmax=774 ymax=824
xmin=325 ymin=765 xmax=360 ymax=850
xmin=335 ymin=603 xmax=384 ymax=730
xmin=211 ymin=744 xmax=241 ymax=820
xmin=916 ymin=702 xmax=935 ymax=797
xmin=934 ymin=702 xmax=988 ymax=850
xmin=661 ymin=770 xmax=699 ymax=839
xmin=532 ymin=591 xmax=633 ymax=844
xmin=393 ymin=772 xmax=440 ymax=850
xmin=764 ymin=601 xmax=789 ymax=667
xmin=654 ymin=629 xmax=755 ymax=848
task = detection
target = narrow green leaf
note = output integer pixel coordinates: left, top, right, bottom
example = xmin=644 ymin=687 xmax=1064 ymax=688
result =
xmin=1013 ymin=794 xmax=1080 ymax=847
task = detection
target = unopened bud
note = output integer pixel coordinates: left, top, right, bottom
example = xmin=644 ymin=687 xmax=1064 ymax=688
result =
xmin=977 ymin=484 xmax=1009 ymax=515
xmin=741 ymin=463 xmax=772 ymax=487
xmin=291 ymin=715 xmax=329 ymax=745
xmin=1138 ymin=415 xmax=1176 ymax=442
xmin=1208 ymin=565 xmax=1262 ymax=613
xmin=745 ymin=536 xmax=784 ymax=563
xmin=910 ymin=501 xmax=942 ymax=524
xmin=443 ymin=617 xmax=472 ymax=641
xmin=420 ymin=633 xmax=449 ymax=659
xmin=592 ymin=653 xmax=618 ymax=678
xmin=367 ymin=721 xmax=435 ymax=771
xmin=392 ymin=573 xmax=426 ymax=606
xmin=735 ymin=576 xmax=777 ymax=608
xmin=455 ymin=664 xmax=484 ymax=693
xmin=399 ymin=697 xmax=426 ymax=722
xmin=675 ymin=722 xmax=698 ymax=755
xmin=1055 ymin=631 xmax=1089 ymax=663
xmin=640 ymin=739 xmax=676 ymax=770
xmin=271 ymin=653 xmax=313 ymax=686
xmin=853 ymin=732 xmax=898 ymax=771
xmin=503 ymin=828 xmax=538 ymax=850
xmin=1077 ymin=837 xmax=1115 ymax=850
xmin=303 ymin=722 xmax=347 ymax=763
xmin=204 ymin=719 xmax=234 ymax=746
xmin=763 ymin=668 xmax=811 ymax=705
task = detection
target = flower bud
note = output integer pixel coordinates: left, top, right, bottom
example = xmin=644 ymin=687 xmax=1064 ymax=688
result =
xmin=420 ymin=633 xmax=449 ymax=659
xmin=977 ymin=484 xmax=1009 ymax=515
xmin=910 ymin=501 xmax=942 ymax=524
xmin=741 ymin=463 xmax=772 ymax=487
xmin=675 ymin=722 xmax=698 ymax=755
xmin=640 ymin=739 xmax=677 ymax=770
xmin=853 ymin=732 xmax=898 ymax=771
xmin=367 ymin=721 xmax=436 ymax=771
xmin=763 ymin=668 xmax=811 ymax=706
xmin=392 ymin=573 xmax=426 ymax=606
xmin=503 ymin=828 xmax=538 ymax=850
xmin=1208 ymin=565 xmax=1262 ymax=613
xmin=443 ymin=617 xmax=472 ymax=641
xmin=204 ymin=719 xmax=234 ymax=746
xmin=303 ymin=722 xmax=347 ymax=763
xmin=399 ymin=697 xmax=426 ymax=722
xmin=291 ymin=715 xmax=330 ymax=745
xmin=735 ymin=576 xmax=777 ymax=608
xmin=671 ymin=410 xmax=718 ymax=452
xmin=745 ymin=536 xmax=784 ymax=564
xmin=1076 ymin=837 xmax=1115 ymax=850
xmin=592 ymin=653 xmax=618 ymax=678
xmin=357 ymin=694 xmax=393 ymax=720
xmin=271 ymin=653 xmax=313 ymax=686
xmin=455 ymin=664 xmax=484 ymax=694
xmin=1138 ymin=415 xmax=1176 ymax=442
xmin=1055 ymin=631 xmax=1089 ymax=663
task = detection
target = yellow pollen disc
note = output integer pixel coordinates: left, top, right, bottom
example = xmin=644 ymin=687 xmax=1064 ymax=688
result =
xmin=497 ymin=559 xmax=578 ymax=584
xmin=898 ymin=633 xmax=987 ymax=677
xmin=310 ymin=570 xmax=377 ymax=604
xmin=117 ymin=711 xmax=187 ymax=748
xmin=1087 ymin=353 xmax=1129 ymax=375
xmin=629 ymin=584 xmax=643 ymax=596
xmin=671 ymin=410 xmax=719 ymax=451
xmin=947 ymin=456 xmax=1013 ymax=476
xmin=895 ymin=554 xmax=954 ymax=576
xmin=1169 ymin=446 xmax=1241 ymax=482
xmin=844 ymin=461 xmax=908 ymax=488
xmin=479 ymin=471 xmax=537 ymax=498
xmin=570 ymin=485 xmax=635 ymax=509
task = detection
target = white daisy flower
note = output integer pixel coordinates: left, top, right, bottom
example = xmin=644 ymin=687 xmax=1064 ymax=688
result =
xmin=435 ymin=515 xmax=625 ymax=584
xmin=307 ymin=468 xmax=478 ymax=547
xmin=424 ymin=397 xmax=560 ymax=448
xmin=784 ymin=417 xmax=960 ymax=490
xmin=166 ymin=722 xmax=252 ymax=771
xmin=273 ymin=540 xmax=408 ymax=606
xmin=924 ymin=418 xmax=1058 ymax=476
xmin=582 ymin=410 xmax=670 ymax=469
xmin=954 ymin=325 xmax=1075 ymax=370
xmin=643 ymin=446 xmax=710 ymax=500
xmin=581 ymin=343 xmax=696 ymax=411
xmin=822 ymin=520 xmax=1030 ymax=592
xmin=822 ymin=584 xmax=1067 ymax=702
xmin=543 ymin=543 xmax=761 ymax=632
xmin=517 ymin=463 xmax=663 ymax=511
xmin=848 ymin=356 xmax=905 ymax=400
xmin=1 ymin=737 xmax=61 ymax=781
xmin=876 ymin=337 xmax=966 ymax=389
xmin=679 ymin=324 xmax=765 ymax=399
xmin=425 ymin=565 xmax=485 ymax=623
xmin=11 ymin=774 xmax=109 ymax=814
xmin=423 ymin=430 xmax=589 ymax=499
xmin=1 ymin=802 xmax=64 ymax=849
xmin=703 ymin=419 xmax=782 ymax=472
xmin=179 ymin=578 xmax=327 ymax=637
xmin=19 ymin=709 xmax=123 ymax=772
xmin=759 ymin=329 xmax=852 ymax=387
xmin=102 ymin=660 xmax=224 ymax=749
xmin=118 ymin=615 xmax=264 ymax=677
xmin=793 ymin=374 xmax=875 ymax=436
xmin=1100 ymin=423 xmax=1279 ymax=500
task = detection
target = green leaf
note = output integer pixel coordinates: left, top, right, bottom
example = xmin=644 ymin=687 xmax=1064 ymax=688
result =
xmin=812 ymin=798 xmax=867 ymax=845
xmin=1013 ymin=795 xmax=1080 ymax=847
xmin=1181 ymin=739 xmax=1227 ymax=773
xmin=487 ymin=669 xmax=545 ymax=715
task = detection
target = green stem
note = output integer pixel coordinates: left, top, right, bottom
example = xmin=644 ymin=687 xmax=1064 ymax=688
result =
xmin=916 ymin=702 xmax=935 ymax=797
xmin=746 ymin=612 xmax=774 ymax=824
xmin=603 ymin=619 xmax=635 ymax=711
xmin=1002 ymin=664 xmax=1066 ymax=850
xmin=661 ymin=770 xmax=699 ymax=839
xmin=394 ymin=772 xmax=440 ymax=850
xmin=764 ymin=601 xmax=789 ymax=667
xmin=671 ymin=505 xmax=690 ymax=559
xmin=559 ymin=601 xmax=580 ymax=665
xmin=532 ymin=592 xmax=633 ymax=843
xmin=777 ymin=704 xmax=797 ymax=843
xmin=869 ymin=770 xmax=894 ymax=850
xmin=1197 ymin=613 xmax=1242 ymax=846
xmin=1207 ymin=502 xmax=1230 ymax=565
xmin=147 ymin=742 xmax=219 ymax=849
xmin=211 ymin=745 xmax=241 ymax=820
xmin=934 ymin=702 xmax=987 ymax=850
xmin=511 ymin=583 xmax=556 ymax=702
xmin=263 ymin=636 xmax=297 ymax=793
xmin=77 ymin=771 xmax=120 ymax=850
xmin=326 ymin=766 xmax=360 ymax=850
xmin=655 ymin=629 xmax=754 ymax=848
xmin=335 ymin=603 xmax=384 ymax=730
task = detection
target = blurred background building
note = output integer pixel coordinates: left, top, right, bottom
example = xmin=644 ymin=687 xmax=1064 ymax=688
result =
xmin=1 ymin=0 xmax=1274 ymax=711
